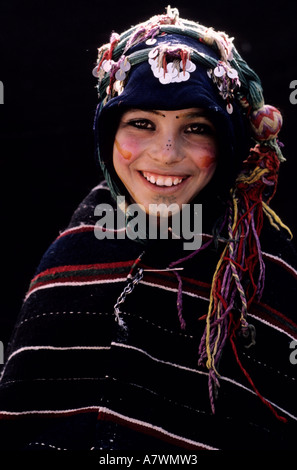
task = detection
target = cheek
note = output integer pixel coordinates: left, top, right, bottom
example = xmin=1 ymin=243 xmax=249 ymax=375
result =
xmin=114 ymin=138 xmax=143 ymax=164
xmin=192 ymin=145 xmax=217 ymax=170
xmin=196 ymin=154 xmax=217 ymax=169
xmin=114 ymin=139 xmax=133 ymax=160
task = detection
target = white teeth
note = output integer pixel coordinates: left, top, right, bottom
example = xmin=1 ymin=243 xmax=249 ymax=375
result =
xmin=150 ymin=175 xmax=156 ymax=184
xmin=142 ymin=172 xmax=184 ymax=187
xmin=164 ymin=177 xmax=173 ymax=187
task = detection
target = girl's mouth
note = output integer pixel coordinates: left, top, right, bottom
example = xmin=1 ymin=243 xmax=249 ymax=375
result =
xmin=141 ymin=171 xmax=188 ymax=187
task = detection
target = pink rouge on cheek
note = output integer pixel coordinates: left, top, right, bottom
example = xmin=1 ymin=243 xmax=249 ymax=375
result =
xmin=197 ymin=154 xmax=216 ymax=169
xmin=115 ymin=139 xmax=133 ymax=160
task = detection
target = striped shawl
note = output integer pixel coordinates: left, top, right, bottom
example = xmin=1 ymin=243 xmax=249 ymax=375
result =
xmin=0 ymin=182 xmax=297 ymax=450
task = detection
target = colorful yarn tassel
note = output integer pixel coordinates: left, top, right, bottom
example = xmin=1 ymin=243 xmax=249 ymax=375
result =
xmin=198 ymin=143 xmax=291 ymax=421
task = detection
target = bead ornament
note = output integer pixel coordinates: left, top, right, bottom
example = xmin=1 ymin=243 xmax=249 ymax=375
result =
xmin=249 ymin=104 xmax=283 ymax=141
xmin=207 ymin=60 xmax=240 ymax=113
xmin=148 ymin=44 xmax=196 ymax=84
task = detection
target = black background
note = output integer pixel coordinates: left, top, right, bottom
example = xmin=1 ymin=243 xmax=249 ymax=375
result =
xmin=1 ymin=0 xmax=297 ymax=347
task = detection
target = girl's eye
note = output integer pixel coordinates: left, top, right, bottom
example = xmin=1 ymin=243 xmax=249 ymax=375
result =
xmin=184 ymin=123 xmax=214 ymax=135
xmin=128 ymin=119 xmax=155 ymax=130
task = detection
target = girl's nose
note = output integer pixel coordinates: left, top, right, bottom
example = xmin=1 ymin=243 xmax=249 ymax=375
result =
xmin=149 ymin=135 xmax=184 ymax=165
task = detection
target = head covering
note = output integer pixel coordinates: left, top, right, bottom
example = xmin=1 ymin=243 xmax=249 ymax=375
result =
xmin=92 ymin=7 xmax=291 ymax=421
xmin=93 ymin=6 xmax=284 ymax=198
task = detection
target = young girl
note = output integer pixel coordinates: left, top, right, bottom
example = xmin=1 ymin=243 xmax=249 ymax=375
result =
xmin=0 ymin=7 xmax=297 ymax=451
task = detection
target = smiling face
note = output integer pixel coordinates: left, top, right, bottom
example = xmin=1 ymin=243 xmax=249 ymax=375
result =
xmin=113 ymin=108 xmax=218 ymax=213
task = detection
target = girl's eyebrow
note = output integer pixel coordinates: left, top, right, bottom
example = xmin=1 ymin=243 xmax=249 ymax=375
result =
xmin=151 ymin=110 xmax=166 ymax=117
xmin=126 ymin=109 xmax=166 ymax=117
xmin=175 ymin=110 xmax=209 ymax=119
